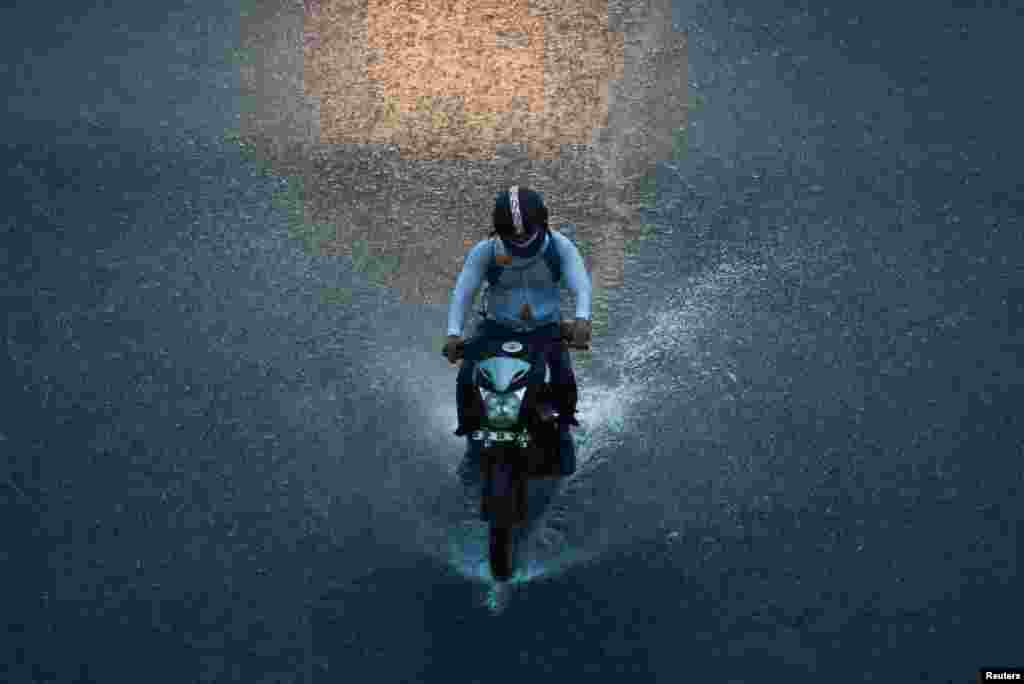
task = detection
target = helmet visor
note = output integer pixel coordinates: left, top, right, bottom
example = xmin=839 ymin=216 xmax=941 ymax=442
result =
xmin=498 ymin=222 xmax=538 ymax=243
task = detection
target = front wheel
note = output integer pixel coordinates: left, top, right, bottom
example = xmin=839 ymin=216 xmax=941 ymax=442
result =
xmin=489 ymin=524 xmax=514 ymax=582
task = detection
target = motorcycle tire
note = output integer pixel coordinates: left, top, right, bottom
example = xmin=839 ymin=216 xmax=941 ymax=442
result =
xmin=489 ymin=524 xmax=514 ymax=582
xmin=483 ymin=454 xmax=526 ymax=525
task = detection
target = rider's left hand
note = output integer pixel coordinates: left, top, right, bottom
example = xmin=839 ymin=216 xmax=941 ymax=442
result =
xmin=572 ymin=318 xmax=592 ymax=347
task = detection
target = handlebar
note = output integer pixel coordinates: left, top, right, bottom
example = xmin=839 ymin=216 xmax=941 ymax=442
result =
xmin=440 ymin=320 xmax=591 ymax=360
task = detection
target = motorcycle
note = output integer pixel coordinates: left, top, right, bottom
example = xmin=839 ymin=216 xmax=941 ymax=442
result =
xmin=442 ymin=320 xmax=590 ymax=582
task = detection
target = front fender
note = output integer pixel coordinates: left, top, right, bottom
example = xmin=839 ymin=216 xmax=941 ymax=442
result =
xmin=480 ymin=447 xmax=527 ymax=526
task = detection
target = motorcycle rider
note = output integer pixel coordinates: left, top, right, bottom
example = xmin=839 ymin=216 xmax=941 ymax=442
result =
xmin=443 ymin=185 xmax=593 ymax=479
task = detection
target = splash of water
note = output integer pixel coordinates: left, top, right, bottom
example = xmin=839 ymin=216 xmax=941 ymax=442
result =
xmin=444 ymin=522 xmax=608 ymax=615
xmin=349 ymin=250 xmax=801 ymax=601
xmin=612 ymin=259 xmax=769 ymax=390
xmin=371 ymin=342 xmax=637 ymax=593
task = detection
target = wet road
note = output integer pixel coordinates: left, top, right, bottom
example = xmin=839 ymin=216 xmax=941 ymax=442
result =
xmin=2 ymin=1 xmax=1022 ymax=682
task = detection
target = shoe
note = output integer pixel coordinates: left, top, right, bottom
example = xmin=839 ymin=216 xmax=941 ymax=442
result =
xmin=457 ymin=439 xmax=482 ymax=485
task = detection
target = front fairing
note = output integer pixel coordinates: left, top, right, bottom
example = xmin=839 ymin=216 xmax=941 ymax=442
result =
xmin=475 ymin=356 xmax=531 ymax=393
xmin=475 ymin=356 xmax=530 ymax=429
xmin=472 ymin=344 xmax=550 ymax=435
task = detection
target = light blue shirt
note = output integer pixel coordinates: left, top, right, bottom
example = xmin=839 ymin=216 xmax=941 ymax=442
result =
xmin=447 ymin=230 xmax=592 ymax=337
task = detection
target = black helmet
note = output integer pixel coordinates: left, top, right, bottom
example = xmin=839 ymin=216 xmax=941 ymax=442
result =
xmin=492 ymin=186 xmax=548 ymax=244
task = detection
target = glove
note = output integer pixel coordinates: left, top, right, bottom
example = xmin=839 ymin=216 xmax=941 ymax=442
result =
xmin=443 ymin=335 xmax=464 ymax=364
xmin=571 ymin=318 xmax=592 ymax=347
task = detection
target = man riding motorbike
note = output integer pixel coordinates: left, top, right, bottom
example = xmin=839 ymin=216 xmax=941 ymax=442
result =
xmin=443 ymin=185 xmax=593 ymax=480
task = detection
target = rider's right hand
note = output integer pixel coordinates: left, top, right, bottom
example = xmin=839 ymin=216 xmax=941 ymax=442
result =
xmin=443 ymin=335 xmax=464 ymax=364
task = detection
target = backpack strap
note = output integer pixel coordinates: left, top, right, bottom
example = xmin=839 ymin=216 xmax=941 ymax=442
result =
xmin=542 ymin=231 xmax=562 ymax=284
xmin=485 ymin=238 xmax=503 ymax=287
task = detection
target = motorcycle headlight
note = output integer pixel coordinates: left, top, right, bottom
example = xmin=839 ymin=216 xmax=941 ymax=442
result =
xmin=479 ymin=387 xmax=527 ymax=427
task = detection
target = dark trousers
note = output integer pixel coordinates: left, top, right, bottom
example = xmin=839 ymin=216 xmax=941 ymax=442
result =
xmin=456 ymin=321 xmax=578 ymax=482
xmin=454 ymin=320 xmax=579 ymax=437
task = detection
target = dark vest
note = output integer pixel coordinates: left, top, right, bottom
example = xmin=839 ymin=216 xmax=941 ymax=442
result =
xmin=479 ymin=229 xmax=564 ymax=330
xmin=485 ymin=229 xmax=562 ymax=287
